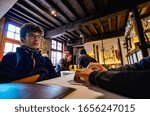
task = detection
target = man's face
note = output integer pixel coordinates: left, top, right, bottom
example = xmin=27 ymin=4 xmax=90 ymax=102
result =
xmin=23 ymin=32 xmax=42 ymax=49
xmin=67 ymin=55 xmax=72 ymax=62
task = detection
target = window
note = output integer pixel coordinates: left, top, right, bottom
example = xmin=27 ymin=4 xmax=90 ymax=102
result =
xmin=0 ymin=23 xmax=21 ymax=59
xmin=6 ymin=24 xmax=20 ymax=41
xmin=51 ymin=40 xmax=63 ymax=66
xmin=3 ymin=42 xmax=20 ymax=56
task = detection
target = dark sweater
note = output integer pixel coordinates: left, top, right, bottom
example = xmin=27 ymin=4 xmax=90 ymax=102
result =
xmin=78 ymin=54 xmax=97 ymax=68
xmin=0 ymin=46 xmax=58 ymax=83
xmin=89 ymin=56 xmax=150 ymax=98
xmin=55 ymin=58 xmax=70 ymax=76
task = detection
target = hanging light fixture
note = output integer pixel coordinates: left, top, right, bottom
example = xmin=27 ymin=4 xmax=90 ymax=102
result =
xmin=51 ymin=9 xmax=57 ymax=17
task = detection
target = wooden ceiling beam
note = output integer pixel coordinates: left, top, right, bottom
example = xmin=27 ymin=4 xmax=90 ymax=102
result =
xmin=93 ymin=22 xmax=102 ymax=34
xmin=115 ymin=16 xmax=118 ymax=31
xmin=45 ymin=0 xmax=72 ymax=22
xmin=108 ymin=18 xmax=112 ymax=32
xmin=86 ymin=29 xmax=125 ymax=42
xmin=99 ymin=21 xmax=104 ymax=33
xmin=54 ymin=37 xmax=65 ymax=42
xmin=69 ymin=29 xmax=125 ymax=45
xmin=24 ymin=0 xmax=59 ymax=27
xmin=117 ymin=15 xmax=122 ymax=30
xmin=76 ymin=0 xmax=88 ymax=16
xmin=80 ymin=25 xmax=92 ymax=37
xmin=66 ymin=31 xmax=79 ymax=40
xmin=11 ymin=8 xmax=50 ymax=29
xmin=61 ymin=0 xmax=80 ymax=19
xmin=64 ymin=34 xmax=75 ymax=40
xmin=61 ymin=36 xmax=70 ymax=41
xmin=79 ymin=29 xmax=87 ymax=37
xmin=57 ymin=37 xmax=67 ymax=41
xmin=46 ymin=0 xmax=149 ymax=38
xmin=16 ymin=2 xmax=54 ymax=28
xmin=46 ymin=0 xmax=135 ymax=38
xmin=7 ymin=11 xmax=48 ymax=30
xmin=6 ymin=14 xmax=25 ymax=25
xmin=73 ymin=30 xmax=80 ymax=37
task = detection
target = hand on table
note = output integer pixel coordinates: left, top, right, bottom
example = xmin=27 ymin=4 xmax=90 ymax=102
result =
xmin=87 ymin=62 xmax=107 ymax=72
xmin=74 ymin=68 xmax=94 ymax=83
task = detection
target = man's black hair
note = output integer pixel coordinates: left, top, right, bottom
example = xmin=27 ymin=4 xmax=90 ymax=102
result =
xmin=20 ymin=23 xmax=43 ymax=40
xmin=80 ymin=49 xmax=87 ymax=55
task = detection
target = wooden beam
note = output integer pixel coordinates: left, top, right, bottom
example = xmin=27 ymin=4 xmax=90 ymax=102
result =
xmin=55 ymin=37 xmax=65 ymax=42
xmin=90 ymin=24 xmax=98 ymax=34
xmin=11 ymin=8 xmax=50 ymax=29
xmin=24 ymin=0 xmax=59 ymax=27
xmin=79 ymin=29 xmax=88 ymax=37
xmin=115 ymin=16 xmax=118 ymax=31
xmin=7 ymin=11 xmax=48 ymax=30
xmin=64 ymin=34 xmax=75 ymax=40
xmin=61 ymin=0 xmax=80 ymax=19
xmin=6 ymin=14 xmax=25 ymax=25
xmin=84 ymin=29 xmax=125 ymax=43
xmin=45 ymin=0 xmax=72 ymax=22
xmin=6 ymin=12 xmax=28 ymax=23
xmin=99 ymin=21 xmax=104 ymax=33
xmin=108 ymin=18 xmax=112 ymax=32
xmin=16 ymin=2 xmax=54 ymax=28
xmin=85 ymin=25 xmax=93 ymax=35
xmin=73 ymin=30 xmax=80 ymax=37
xmin=141 ymin=13 xmax=150 ymax=19
xmin=132 ymin=6 xmax=148 ymax=57
xmin=66 ymin=31 xmax=79 ymax=39
xmin=117 ymin=15 xmax=122 ymax=30
xmin=36 ymin=0 xmax=65 ymax=25
xmin=78 ymin=0 xmax=96 ymax=14
xmin=61 ymin=36 xmax=70 ymax=40
xmin=57 ymin=37 xmax=67 ymax=41
xmin=67 ymin=0 xmax=85 ymax=17
xmin=46 ymin=0 xmax=149 ymax=38
xmin=93 ymin=22 xmax=101 ymax=34
xmin=76 ymin=0 xmax=87 ymax=16
xmin=67 ymin=29 xmax=125 ymax=45
xmin=5 ymin=14 xmax=25 ymax=25
xmin=80 ymin=25 xmax=92 ymax=36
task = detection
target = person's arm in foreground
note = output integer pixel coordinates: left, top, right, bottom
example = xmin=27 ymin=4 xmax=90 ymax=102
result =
xmin=74 ymin=68 xmax=150 ymax=98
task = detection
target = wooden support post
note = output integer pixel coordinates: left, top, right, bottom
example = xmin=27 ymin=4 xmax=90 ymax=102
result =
xmin=132 ymin=6 xmax=148 ymax=57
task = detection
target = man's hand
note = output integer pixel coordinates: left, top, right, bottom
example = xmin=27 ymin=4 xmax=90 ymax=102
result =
xmin=87 ymin=62 xmax=107 ymax=72
xmin=74 ymin=68 xmax=94 ymax=83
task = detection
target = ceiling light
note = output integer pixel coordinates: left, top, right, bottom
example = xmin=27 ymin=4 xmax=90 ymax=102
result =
xmin=80 ymin=34 xmax=83 ymax=38
xmin=147 ymin=19 xmax=150 ymax=23
xmin=51 ymin=9 xmax=57 ymax=17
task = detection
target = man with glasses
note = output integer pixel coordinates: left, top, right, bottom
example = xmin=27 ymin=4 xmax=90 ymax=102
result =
xmin=0 ymin=23 xmax=58 ymax=83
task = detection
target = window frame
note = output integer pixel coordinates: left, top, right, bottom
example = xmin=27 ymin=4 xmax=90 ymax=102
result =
xmin=51 ymin=40 xmax=63 ymax=66
xmin=0 ymin=20 xmax=21 ymax=60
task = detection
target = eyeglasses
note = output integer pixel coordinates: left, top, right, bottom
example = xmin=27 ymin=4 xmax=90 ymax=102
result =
xmin=26 ymin=33 xmax=43 ymax=39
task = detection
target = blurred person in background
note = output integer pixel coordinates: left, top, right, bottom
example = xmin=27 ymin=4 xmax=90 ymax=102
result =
xmin=78 ymin=48 xmax=96 ymax=68
xmin=55 ymin=51 xmax=72 ymax=76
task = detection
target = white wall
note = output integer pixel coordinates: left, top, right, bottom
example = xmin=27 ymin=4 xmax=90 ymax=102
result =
xmin=83 ymin=36 xmax=128 ymax=65
xmin=0 ymin=0 xmax=18 ymax=18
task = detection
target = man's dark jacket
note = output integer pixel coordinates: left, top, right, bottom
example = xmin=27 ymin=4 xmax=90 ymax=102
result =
xmin=0 ymin=46 xmax=58 ymax=83
xmin=89 ymin=56 xmax=150 ymax=98
xmin=78 ymin=54 xmax=97 ymax=68
xmin=55 ymin=58 xmax=70 ymax=76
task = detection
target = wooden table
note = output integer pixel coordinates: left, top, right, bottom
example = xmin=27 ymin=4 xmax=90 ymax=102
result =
xmin=38 ymin=74 xmax=127 ymax=99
